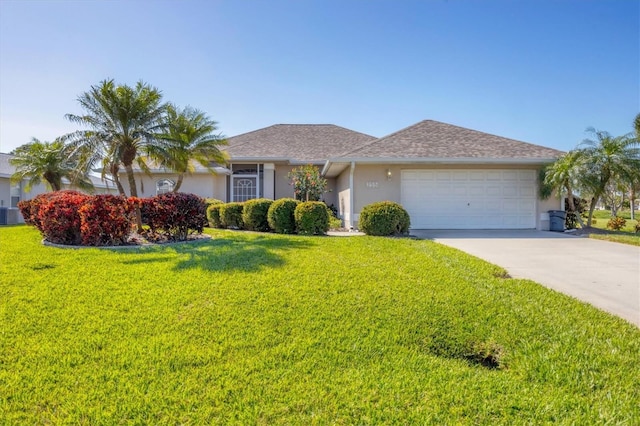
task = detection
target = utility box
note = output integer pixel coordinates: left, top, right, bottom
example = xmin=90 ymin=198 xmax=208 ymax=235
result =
xmin=539 ymin=212 xmax=550 ymax=231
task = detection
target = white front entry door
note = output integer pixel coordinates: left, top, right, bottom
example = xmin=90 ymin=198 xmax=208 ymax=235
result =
xmin=400 ymin=169 xmax=537 ymax=229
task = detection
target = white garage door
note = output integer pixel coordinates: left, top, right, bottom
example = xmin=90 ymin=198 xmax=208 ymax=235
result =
xmin=401 ymin=169 xmax=537 ymax=229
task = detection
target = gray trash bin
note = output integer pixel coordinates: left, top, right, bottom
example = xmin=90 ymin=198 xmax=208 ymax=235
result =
xmin=548 ymin=210 xmax=566 ymax=232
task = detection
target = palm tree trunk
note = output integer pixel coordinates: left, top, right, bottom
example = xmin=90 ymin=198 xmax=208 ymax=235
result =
xmin=110 ymin=163 xmax=126 ymax=195
xmin=630 ymin=187 xmax=635 ymax=221
xmin=173 ymin=174 xmax=184 ymax=192
xmin=586 ymin=195 xmax=600 ymax=227
xmin=566 ymin=186 xmax=585 ymax=228
xmin=124 ymin=163 xmax=143 ymax=231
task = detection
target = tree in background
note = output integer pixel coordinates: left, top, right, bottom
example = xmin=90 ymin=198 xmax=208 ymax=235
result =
xmin=579 ymin=128 xmax=640 ymax=226
xmin=288 ymin=165 xmax=328 ymax=202
xmin=630 ymin=113 xmax=640 ymax=220
xmin=154 ymin=104 xmax=227 ymax=192
xmin=10 ymin=138 xmax=93 ymax=192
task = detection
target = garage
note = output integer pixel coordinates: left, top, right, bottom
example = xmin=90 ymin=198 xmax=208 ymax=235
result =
xmin=401 ymin=169 xmax=537 ymax=229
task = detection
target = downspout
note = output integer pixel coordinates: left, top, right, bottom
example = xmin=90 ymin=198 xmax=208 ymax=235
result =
xmin=349 ymin=161 xmax=355 ymax=230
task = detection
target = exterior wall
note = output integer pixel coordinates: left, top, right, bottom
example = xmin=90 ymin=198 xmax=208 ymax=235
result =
xmin=537 ymin=189 xmax=562 ymax=231
xmin=273 ymin=164 xmax=336 ymax=205
xmin=0 ymin=178 xmax=49 ymax=224
xmin=0 ymin=177 xmax=9 ymax=210
xmin=122 ymin=173 xmax=227 ymax=200
xmin=335 ymin=166 xmax=352 ymax=228
xmin=274 ymin=165 xmax=294 ymax=200
xmin=349 ymin=164 xmax=560 ymax=230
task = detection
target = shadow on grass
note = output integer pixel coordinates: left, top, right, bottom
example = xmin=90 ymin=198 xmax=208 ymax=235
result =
xmin=118 ymin=233 xmax=314 ymax=272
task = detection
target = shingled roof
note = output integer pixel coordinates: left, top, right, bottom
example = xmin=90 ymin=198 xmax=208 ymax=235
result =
xmin=226 ymin=124 xmax=376 ymax=163
xmin=336 ymin=120 xmax=564 ymax=160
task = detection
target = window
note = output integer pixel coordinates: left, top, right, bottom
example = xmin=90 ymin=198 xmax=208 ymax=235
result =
xmin=10 ymin=182 xmax=20 ymax=208
xmin=230 ymin=164 xmax=263 ymax=202
xmin=156 ymin=179 xmax=175 ymax=195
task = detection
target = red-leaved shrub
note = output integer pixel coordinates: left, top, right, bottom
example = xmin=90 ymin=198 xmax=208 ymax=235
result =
xmin=37 ymin=191 xmax=89 ymax=245
xmin=141 ymin=192 xmax=207 ymax=241
xmin=18 ymin=192 xmax=58 ymax=230
xmin=17 ymin=199 xmax=34 ymax=225
xmin=78 ymin=195 xmax=136 ymax=246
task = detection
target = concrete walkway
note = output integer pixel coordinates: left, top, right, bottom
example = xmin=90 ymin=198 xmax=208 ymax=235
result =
xmin=411 ymin=230 xmax=640 ymax=327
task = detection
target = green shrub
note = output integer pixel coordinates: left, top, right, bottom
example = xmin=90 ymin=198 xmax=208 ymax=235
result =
xmin=205 ymin=198 xmax=223 ymax=208
xmin=207 ymin=204 xmax=224 ymax=228
xmin=328 ymin=213 xmax=342 ymax=230
xmin=268 ymin=198 xmax=300 ymax=234
xmin=294 ymin=201 xmax=329 ymax=235
xmin=358 ymin=201 xmax=410 ymax=236
xmin=635 ymin=222 xmax=640 ymax=234
xmin=242 ymin=198 xmax=273 ymax=232
xmin=220 ymin=202 xmax=244 ymax=229
xmin=607 ymin=216 xmax=626 ymax=231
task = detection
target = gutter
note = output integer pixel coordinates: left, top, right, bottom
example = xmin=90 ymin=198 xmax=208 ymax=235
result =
xmin=349 ymin=161 xmax=355 ymax=230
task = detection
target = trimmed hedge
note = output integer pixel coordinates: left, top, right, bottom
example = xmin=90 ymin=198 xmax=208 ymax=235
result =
xmin=268 ymin=198 xmax=300 ymax=234
xmin=242 ymin=198 xmax=273 ymax=232
xmin=207 ymin=204 xmax=224 ymax=228
xmin=21 ymin=191 xmax=209 ymax=245
xmin=359 ymin=201 xmax=410 ymax=236
xmin=220 ymin=202 xmax=244 ymax=229
xmin=79 ymin=195 xmax=135 ymax=246
xmin=294 ymin=201 xmax=329 ymax=235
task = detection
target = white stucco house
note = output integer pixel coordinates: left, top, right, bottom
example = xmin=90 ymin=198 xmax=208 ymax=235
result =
xmin=120 ymin=119 xmax=564 ymax=231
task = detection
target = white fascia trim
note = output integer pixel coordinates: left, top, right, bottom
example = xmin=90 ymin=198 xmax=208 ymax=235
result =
xmin=229 ymin=157 xmax=291 ymax=162
xmin=326 ymin=157 xmax=558 ymax=165
xmin=229 ymin=157 xmax=324 ymax=166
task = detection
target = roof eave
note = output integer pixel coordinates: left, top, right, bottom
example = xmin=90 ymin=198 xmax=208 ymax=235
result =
xmin=326 ymin=157 xmax=559 ymax=165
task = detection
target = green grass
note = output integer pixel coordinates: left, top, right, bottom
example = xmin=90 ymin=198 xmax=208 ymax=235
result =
xmin=1 ymin=226 xmax=639 ymax=424
xmin=586 ymin=210 xmax=640 ymax=246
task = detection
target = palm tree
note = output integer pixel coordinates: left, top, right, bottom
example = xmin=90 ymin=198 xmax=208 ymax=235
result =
xmin=154 ymin=105 xmax=227 ymax=192
xmin=541 ymin=150 xmax=585 ymax=227
xmin=631 ymin=113 xmax=640 ymax=219
xmin=579 ymin=128 xmax=640 ymax=226
xmin=64 ymin=79 xmax=167 ymax=229
xmin=10 ymin=138 xmax=93 ymax=192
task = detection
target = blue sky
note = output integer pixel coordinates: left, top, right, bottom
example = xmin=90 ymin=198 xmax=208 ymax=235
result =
xmin=0 ymin=0 xmax=638 ymax=154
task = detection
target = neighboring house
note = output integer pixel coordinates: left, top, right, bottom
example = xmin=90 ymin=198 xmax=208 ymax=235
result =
xmin=123 ymin=120 xmax=564 ymax=230
xmin=0 ymin=152 xmax=117 ymax=224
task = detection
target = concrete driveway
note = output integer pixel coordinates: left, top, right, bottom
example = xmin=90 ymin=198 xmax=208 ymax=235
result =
xmin=411 ymin=230 xmax=640 ymax=327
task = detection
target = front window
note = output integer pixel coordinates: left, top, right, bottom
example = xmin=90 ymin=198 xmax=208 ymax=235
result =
xmin=10 ymin=182 xmax=20 ymax=207
xmin=230 ymin=164 xmax=263 ymax=202
xmin=156 ymin=179 xmax=175 ymax=195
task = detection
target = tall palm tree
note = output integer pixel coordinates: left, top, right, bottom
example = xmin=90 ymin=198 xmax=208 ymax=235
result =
xmin=154 ymin=105 xmax=227 ymax=192
xmin=10 ymin=138 xmax=93 ymax=192
xmin=579 ymin=128 xmax=640 ymax=226
xmin=631 ymin=113 xmax=640 ymax=219
xmin=64 ymin=79 xmax=167 ymax=229
xmin=541 ymin=150 xmax=585 ymax=227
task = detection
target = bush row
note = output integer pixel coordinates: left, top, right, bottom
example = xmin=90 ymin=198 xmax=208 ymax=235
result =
xmin=207 ymin=198 xmax=331 ymax=235
xmin=18 ymin=191 xmax=207 ymax=246
xmin=205 ymin=198 xmax=411 ymax=237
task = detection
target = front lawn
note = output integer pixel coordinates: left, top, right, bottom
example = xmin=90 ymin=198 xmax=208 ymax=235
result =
xmin=1 ymin=226 xmax=639 ymax=424
xmin=585 ymin=210 xmax=640 ymax=246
